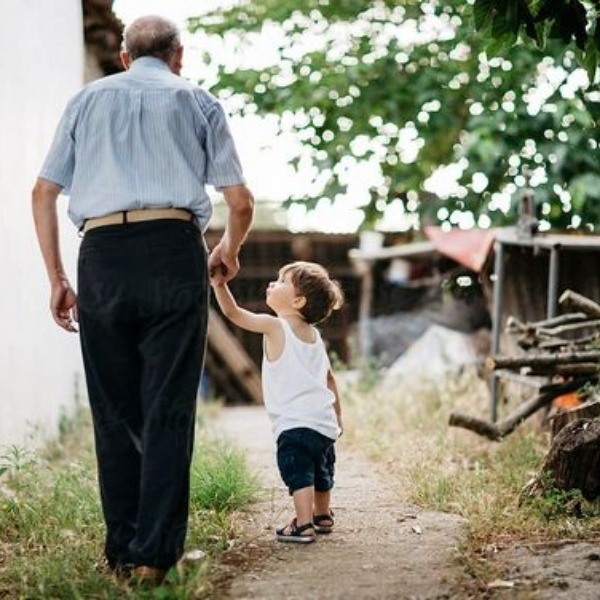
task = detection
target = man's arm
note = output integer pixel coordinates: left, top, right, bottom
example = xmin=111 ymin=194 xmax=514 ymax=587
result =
xmin=208 ymin=184 xmax=254 ymax=285
xmin=32 ymin=178 xmax=78 ymax=332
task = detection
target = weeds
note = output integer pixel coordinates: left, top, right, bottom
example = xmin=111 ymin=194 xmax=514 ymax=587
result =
xmin=0 ymin=404 xmax=258 ymax=599
xmin=342 ymin=365 xmax=600 ymax=586
xmin=191 ymin=437 xmax=258 ymax=513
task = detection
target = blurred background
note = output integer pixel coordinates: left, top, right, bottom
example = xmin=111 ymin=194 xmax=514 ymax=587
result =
xmin=2 ymin=0 xmax=599 ymax=446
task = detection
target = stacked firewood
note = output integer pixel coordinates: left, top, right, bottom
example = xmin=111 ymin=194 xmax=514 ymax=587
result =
xmin=450 ymin=289 xmax=600 ymax=500
xmin=489 ymin=289 xmax=600 ymax=377
xmin=449 ymin=290 xmax=600 ymax=441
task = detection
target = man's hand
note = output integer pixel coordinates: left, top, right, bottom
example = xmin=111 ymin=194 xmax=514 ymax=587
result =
xmin=51 ymin=279 xmax=78 ymax=332
xmin=32 ymin=177 xmax=79 ymax=332
xmin=208 ymin=241 xmax=240 ymax=285
xmin=209 ymin=184 xmax=253 ymax=285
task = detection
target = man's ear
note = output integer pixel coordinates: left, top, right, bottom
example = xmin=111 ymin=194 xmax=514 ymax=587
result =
xmin=120 ymin=50 xmax=131 ymax=70
xmin=169 ymin=46 xmax=184 ymax=75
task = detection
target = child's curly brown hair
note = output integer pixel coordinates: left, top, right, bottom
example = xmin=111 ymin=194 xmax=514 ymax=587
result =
xmin=279 ymin=261 xmax=344 ymax=325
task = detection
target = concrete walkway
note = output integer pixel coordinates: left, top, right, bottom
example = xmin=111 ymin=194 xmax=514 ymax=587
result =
xmin=209 ymin=405 xmax=464 ymax=600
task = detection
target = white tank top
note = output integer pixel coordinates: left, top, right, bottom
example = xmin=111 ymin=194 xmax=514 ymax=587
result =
xmin=262 ymin=318 xmax=340 ymax=441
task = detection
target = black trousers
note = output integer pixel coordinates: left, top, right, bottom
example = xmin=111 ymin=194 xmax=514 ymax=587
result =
xmin=77 ymin=219 xmax=208 ymax=569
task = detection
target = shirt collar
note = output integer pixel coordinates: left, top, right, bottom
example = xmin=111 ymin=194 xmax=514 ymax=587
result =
xmin=129 ymin=56 xmax=172 ymax=73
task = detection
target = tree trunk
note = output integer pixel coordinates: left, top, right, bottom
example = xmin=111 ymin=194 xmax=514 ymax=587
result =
xmin=539 ymin=418 xmax=600 ymax=501
xmin=549 ymin=400 xmax=600 ymax=439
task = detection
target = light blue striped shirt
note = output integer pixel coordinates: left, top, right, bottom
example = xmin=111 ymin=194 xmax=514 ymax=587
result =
xmin=39 ymin=57 xmax=245 ymax=231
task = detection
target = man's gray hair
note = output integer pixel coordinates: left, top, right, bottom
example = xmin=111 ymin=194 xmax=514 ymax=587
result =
xmin=123 ymin=16 xmax=181 ymax=62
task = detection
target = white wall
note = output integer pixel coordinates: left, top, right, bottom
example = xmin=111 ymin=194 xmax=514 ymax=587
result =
xmin=0 ymin=1 xmax=85 ymax=449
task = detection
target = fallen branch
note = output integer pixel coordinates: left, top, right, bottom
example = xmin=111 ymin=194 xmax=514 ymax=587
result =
xmin=448 ymin=413 xmax=501 ymax=441
xmin=449 ymin=391 xmax=553 ymax=441
xmin=487 ymin=350 xmax=600 ymax=371
xmin=449 ymin=379 xmax=594 ymax=441
xmin=559 ymin=290 xmax=600 ymax=318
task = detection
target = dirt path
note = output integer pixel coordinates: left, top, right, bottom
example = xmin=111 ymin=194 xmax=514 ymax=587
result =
xmin=208 ymin=406 xmax=465 ymax=599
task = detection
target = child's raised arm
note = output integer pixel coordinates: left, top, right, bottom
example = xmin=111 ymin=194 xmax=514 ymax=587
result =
xmin=211 ymin=282 xmax=279 ymax=336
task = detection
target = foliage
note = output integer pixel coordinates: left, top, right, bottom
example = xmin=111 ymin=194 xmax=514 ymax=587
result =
xmin=189 ymin=0 xmax=600 ymax=231
xmin=341 ymin=368 xmax=600 ymax=590
xmin=191 ymin=436 xmax=259 ymax=512
xmin=0 ymin=410 xmax=258 ymax=599
xmin=473 ymin=0 xmax=600 ymax=82
xmin=521 ymin=471 xmax=591 ymax=520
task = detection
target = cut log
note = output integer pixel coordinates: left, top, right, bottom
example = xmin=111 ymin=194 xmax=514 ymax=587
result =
xmin=536 ymin=418 xmax=600 ymax=500
xmin=537 ymin=335 xmax=599 ymax=350
xmin=506 ymin=312 xmax=588 ymax=335
xmin=526 ymin=364 xmax=600 ymax=377
xmin=487 ymin=350 xmax=600 ymax=371
xmin=539 ymin=319 xmax=600 ymax=337
xmin=549 ymin=400 xmax=600 ymax=439
xmin=559 ymin=290 xmax=600 ymax=318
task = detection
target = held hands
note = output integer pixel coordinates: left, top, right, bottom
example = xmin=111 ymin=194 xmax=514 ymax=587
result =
xmin=51 ymin=279 xmax=78 ymax=332
xmin=208 ymin=241 xmax=239 ymax=286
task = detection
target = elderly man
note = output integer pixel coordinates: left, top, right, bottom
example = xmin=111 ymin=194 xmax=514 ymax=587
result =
xmin=32 ymin=15 xmax=253 ymax=585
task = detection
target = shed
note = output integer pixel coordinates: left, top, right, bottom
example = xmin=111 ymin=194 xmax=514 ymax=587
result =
xmin=348 ymin=228 xmax=494 ymax=368
xmin=488 ymin=227 xmax=600 ymax=420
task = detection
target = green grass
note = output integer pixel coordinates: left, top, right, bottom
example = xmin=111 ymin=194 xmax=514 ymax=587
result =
xmin=0 ymin=406 xmax=258 ymax=599
xmin=342 ymin=365 xmax=600 ymax=587
xmin=191 ymin=437 xmax=258 ymax=513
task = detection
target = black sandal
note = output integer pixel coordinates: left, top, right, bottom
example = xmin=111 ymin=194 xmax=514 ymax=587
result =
xmin=313 ymin=511 xmax=334 ymax=534
xmin=276 ymin=518 xmax=315 ymax=543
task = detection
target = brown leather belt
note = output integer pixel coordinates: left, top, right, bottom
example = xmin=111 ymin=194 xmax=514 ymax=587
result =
xmin=83 ymin=208 xmax=194 ymax=233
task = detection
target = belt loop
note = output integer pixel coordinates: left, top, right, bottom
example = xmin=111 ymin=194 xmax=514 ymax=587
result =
xmin=122 ymin=211 xmax=128 ymax=225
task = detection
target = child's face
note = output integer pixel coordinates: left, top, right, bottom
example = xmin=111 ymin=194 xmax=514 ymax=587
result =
xmin=266 ymin=271 xmax=301 ymax=313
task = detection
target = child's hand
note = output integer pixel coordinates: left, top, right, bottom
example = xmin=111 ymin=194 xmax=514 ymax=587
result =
xmin=209 ymin=271 xmax=226 ymax=287
xmin=208 ymin=242 xmax=240 ymax=285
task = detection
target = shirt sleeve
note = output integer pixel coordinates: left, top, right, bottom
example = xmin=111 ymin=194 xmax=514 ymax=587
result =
xmin=38 ymin=99 xmax=77 ymax=193
xmin=203 ymin=102 xmax=246 ymax=189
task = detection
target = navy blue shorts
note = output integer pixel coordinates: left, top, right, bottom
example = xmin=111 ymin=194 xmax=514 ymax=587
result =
xmin=276 ymin=427 xmax=336 ymax=494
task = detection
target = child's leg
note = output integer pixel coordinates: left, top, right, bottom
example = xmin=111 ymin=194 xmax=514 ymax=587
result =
xmin=293 ymin=486 xmax=315 ymax=525
xmin=313 ymin=489 xmax=334 ymax=533
xmin=277 ymin=486 xmax=314 ymax=533
xmin=293 ymin=485 xmax=315 ymax=526
xmin=313 ymin=441 xmax=335 ymax=533
xmin=276 ymin=485 xmax=315 ymax=542
xmin=314 ymin=489 xmax=331 ymax=517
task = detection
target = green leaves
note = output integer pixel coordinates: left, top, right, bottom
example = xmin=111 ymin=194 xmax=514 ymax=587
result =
xmin=473 ymin=0 xmax=541 ymax=47
xmin=192 ymin=0 xmax=600 ymax=231
xmin=472 ymin=0 xmax=600 ymax=80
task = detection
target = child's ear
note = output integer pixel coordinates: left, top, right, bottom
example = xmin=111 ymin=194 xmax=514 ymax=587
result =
xmin=293 ymin=295 xmax=307 ymax=310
